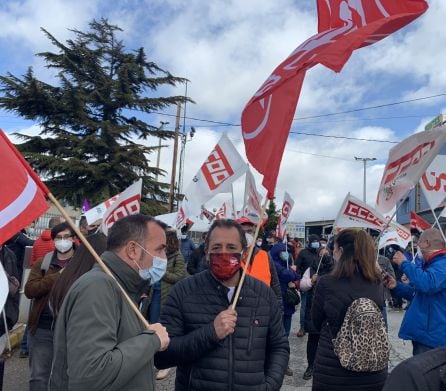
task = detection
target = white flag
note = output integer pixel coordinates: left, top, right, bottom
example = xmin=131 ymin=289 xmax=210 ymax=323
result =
xmin=183 ymin=134 xmax=247 ymax=216
xmin=101 ymin=179 xmax=142 ymax=235
xmin=175 ymin=198 xmax=194 ymax=230
xmin=335 ymin=193 xmax=411 ymax=247
xmin=241 ymin=168 xmax=264 ymax=224
xmin=84 ymin=194 xmax=120 ymax=225
xmin=376 ymin=126 xmax=446 ymax=213
xmin=378 ymin=230 xmax=409 ymax=250
xmin=276 ymin=192 xmax=294 ymax=239
xmin=420 ymin=153 xmax=446 ymax=210
xmin=215 ymin=199 xmax=234 ymax=220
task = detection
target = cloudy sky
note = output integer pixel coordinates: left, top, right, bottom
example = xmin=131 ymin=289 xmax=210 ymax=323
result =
xmin=1 ymin=0 xmax=445 ymax=222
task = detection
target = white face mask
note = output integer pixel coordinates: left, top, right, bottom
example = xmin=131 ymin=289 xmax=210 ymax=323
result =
xmin=256 ymin=240 xmax=262 ymax=247
xmin=245 ymin=233 xmax=254 ymax=247
xmin=181 ymin=234 xmax=187 ymax=240
xmin=54 ymin=239 xmax=73 ymax=254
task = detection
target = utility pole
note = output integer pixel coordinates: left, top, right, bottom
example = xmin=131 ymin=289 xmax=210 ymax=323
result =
xmin=155 ymin=121 xmax=169 ymax=182
xmin=354 ymin=157 xmax=376 ymax=203
xmin=169 ymin=104 xmax=181 ymax=212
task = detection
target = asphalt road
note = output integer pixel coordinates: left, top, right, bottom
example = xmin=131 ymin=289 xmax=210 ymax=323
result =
xmin=2 ymin=308 xmax=411 ymax=391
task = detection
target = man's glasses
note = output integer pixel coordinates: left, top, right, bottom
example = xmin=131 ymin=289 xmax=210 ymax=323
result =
xmin=55 ymin=234 xmax=72 ymax=240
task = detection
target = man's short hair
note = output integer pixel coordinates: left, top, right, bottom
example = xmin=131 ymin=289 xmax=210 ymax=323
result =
xmin=107 ymin=214 xmax=162 ymax=251
xmin=204 ymin=219 xmax=247 ymax=250
xmin=420 ymin=228 xmax=446 ymax=249
xmin=49 ymin=216 xmax=63 ymax=229
xmin=51 ymin=222 xmax=74 ymax=240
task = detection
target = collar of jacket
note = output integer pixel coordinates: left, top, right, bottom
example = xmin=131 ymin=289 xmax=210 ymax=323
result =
xmin=425 ymin=248 xmax=446 ymax=264
xmin=100 ymin=250 xmax=147 ymax=301
xmin=205 ymin=268 xmax=243 ymax=294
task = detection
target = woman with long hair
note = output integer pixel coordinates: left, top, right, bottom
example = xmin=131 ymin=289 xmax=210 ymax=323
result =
xmin=49 ymin=233 xmax=107 ymax=319
xmin=311 ymin=229 xmax=387 ymax=391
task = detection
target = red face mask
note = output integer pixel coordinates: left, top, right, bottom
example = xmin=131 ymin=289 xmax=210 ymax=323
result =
xmin=209 ymin=253 xmax=242 ymax=281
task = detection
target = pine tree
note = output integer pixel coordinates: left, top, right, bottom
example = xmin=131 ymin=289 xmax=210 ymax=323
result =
xmin=264 ymin=198 xmax=280 ymax=234
xmin=0 ymin=18 xmax=190 ymax=209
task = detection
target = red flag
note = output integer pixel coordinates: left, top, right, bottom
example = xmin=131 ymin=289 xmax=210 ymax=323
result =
xmin=410 ymin=211 xmax=430 ymax=232
xmin=0 ymin=130 xmax=49 ymax=245
xmin=241 ymin=0 xmax=428 ymax=199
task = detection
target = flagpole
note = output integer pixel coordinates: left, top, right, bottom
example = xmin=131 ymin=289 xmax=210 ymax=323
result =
xmin=232 ymin=197 xmax=269 ymax=310
xmin=231 ymin=184 xmax=237 ymax=219
xmin=429 ymin=206 xmax=446 ymax=242
xmin=410 ymin=239 xmax=415 ymax=262
xmin=47 ymin=193 xmax=151 ymax=329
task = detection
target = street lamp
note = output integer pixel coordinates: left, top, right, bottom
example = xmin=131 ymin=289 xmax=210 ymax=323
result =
xmin=354 ymin=156 xmax=377 ymax=203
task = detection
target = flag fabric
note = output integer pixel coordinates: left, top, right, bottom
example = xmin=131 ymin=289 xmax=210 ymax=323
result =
xmin=376 ymin=126 xmax=446 ymax=213
xmin=276 ymin=192 xmax=295 ymax=239
xmin=420 ymin=153 xmax=446 ymax=210
xmin=84 ymin=194 xmax=120 ymax=225
xmin=334 ymin=193 xmax=411 ymax=247
xmin=241 ymin=0 xmax=428 ymax=199
xmin=241 ymin=167 xmax=264 ymax=225
xmin=81 ymin=198 xmax=91 ymax=213
xmin=200 ymin=207 xmax=215 ymax=222
xmin=215 ymin=199 xmax=234 ymax=220
xmin=378 ymin=229 xmax=410 ymax=250
xmin=101 ymin=179 xmax=142 ymax=235
xmin=182 ymin=134 xmax=247 ymax=220
xmin=410 ymin=211 xmax=431 ymax=232
xmin=0 ymin=130 xmax=50 ymax=245
xmin=176 ymin=198 xmax=193 ymax=230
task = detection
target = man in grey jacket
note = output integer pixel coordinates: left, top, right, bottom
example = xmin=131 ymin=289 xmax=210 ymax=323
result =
xmin=49 ymin=214 xmax=169 ymax=391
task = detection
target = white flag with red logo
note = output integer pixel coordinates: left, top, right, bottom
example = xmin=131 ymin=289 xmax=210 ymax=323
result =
xmin=419 ymin=153 xmax=446 ymax=210
xmin=101 ymin=179 xmax=142 ymax=235
xmin=0 ymin=130 xmax=50 ymax=245
xmin=241 ymin=1 xmax=428 ymax=198
xmin=378 ymin=229 xmax=409 ymax=250
xmin=335 ymin=193 xmax=411 ymax=247
xmin=84 ymin=194 xmax=120 ymax=225
xmin=276 ymin=192 xmax=295 ymax=239
xmin=241 ymin=168 xmax=264 ymax=225
xmin=215 ymin=199 xmax=234 ymax=220
xmin=376 ymin=126 xmax=446 ymax=213
xmin=183 ymin=134 xmax=247 ymax=215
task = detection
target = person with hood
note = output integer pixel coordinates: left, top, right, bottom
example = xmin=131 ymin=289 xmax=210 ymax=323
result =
xmin=270 ymin=241 xmax=301 ymax=376
xmin=49 ymin=214 xmax=169 ymax=391
xmin=299 ymin=247 xmax=335 ymax=380
xmin=180 ymin=225 xmax=196 ymax=264
xmin=25 ymin=222 xmax=76 ymax=391
xmin=295 ymin=234 xmax=320 ymax=337
xmin=155 ymin=219 xmax=289 ymax=390
xmin=384 ymin=228 xmax=446 ymax=355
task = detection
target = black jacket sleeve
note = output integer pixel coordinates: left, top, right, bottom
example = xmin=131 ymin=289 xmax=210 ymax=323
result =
xmin=267 ymin=252 xmax=283 ymax=311
xmin=311 ymin=276 xmax=327 ymax=332
xmin=155 ymin=285 xmax=221 ymax=368
xmin=264 ymin=292 xmax=290 ymax=391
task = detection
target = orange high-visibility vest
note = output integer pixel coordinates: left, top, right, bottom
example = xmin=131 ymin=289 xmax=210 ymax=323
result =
xmin=242 ymin=249 xmax=271 ymax=286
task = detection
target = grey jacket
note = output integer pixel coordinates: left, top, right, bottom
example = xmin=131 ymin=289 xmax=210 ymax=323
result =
xmin=49 ymin=251 xmax=161 ymax=391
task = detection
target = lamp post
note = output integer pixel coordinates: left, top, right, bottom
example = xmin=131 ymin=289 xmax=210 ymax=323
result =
xmin=354 ymin=157 xmax=376 ymax=203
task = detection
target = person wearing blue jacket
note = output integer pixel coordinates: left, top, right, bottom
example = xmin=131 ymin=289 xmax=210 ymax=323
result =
xmin=385 ymin=228 xmax=446 ymax=355
xmin=270 ymin=242 xmax=300 ymax=376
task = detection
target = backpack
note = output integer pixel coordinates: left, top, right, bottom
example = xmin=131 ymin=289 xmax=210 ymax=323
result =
xmin=332 ymin=297 xmax=390 ymax=372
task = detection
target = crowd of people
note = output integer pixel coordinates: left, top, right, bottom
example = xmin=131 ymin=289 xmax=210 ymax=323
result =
xmin=0 ymin=213 xmax=445 ymax=391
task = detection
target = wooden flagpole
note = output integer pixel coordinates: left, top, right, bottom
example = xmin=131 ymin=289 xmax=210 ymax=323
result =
xmin=47 ymin=193 xmax=150 ymax=329
xmin=231 ymin=197 xmax=269 ymax=310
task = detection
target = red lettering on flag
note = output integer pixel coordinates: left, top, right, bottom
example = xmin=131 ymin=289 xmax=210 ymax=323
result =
xmin=201 ymin=144 xmax=235 ymax=191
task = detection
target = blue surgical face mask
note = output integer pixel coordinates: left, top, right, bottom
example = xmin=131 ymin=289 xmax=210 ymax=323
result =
xmin=279 ymin=251 xmax=289 ymax=261
xmin=311 ymin=242 xmax=320 ymax=249
xmin=133 ymin=242 xmax=167 ymax=283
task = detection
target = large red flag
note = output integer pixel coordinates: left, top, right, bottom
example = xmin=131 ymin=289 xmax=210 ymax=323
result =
xmin=241 ymin=0 xmax=428 ymax=199
xmin=0 ymin=130 xmax=50 ymax=245
xmin=410 ymin=211 xmax=430 ymax=232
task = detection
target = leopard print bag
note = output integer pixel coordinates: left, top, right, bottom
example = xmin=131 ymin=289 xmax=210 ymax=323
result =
xmin=331 ymin=297 xmax=390 ymax=372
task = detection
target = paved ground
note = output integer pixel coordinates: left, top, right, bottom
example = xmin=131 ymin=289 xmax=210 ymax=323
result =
xmin=3 ymin=308 xmax=411 ymax=390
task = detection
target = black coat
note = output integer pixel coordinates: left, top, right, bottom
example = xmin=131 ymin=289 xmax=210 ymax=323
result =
xmin=311 ymin=272 xmax=387 ymax=391
xmin=155 ymin=270 xmax=289 ymax=391
xmin=383 ymin=346 xmax=446 ymax=391
xmin=296 ymin=247 xmax=319 ymax=275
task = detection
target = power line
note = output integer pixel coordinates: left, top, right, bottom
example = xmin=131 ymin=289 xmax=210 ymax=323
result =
xmin=290 ymin=131 xmax=400 ymax=144
xmin=286 ymin=148 xmax=356 ymax=161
